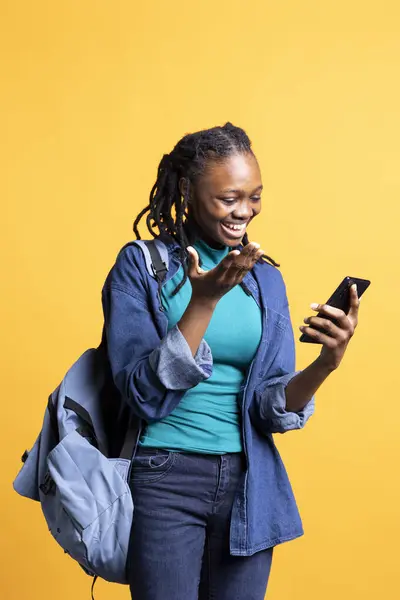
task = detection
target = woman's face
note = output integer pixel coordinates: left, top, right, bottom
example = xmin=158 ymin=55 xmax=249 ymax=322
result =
xmin=188 ymin=152 xmax=262 ymax=248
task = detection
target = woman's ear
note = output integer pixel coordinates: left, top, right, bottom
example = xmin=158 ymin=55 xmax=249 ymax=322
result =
xmin=179 ymin=177 xmax=192 ymax=203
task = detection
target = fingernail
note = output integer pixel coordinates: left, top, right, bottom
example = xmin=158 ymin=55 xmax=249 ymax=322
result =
xmin=351 ymin=283 xmax=357 ymax=292
xmin=310 ymin=303 xmax=319 ymax=310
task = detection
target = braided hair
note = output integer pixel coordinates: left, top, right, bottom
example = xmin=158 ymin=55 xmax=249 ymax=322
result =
xmin=133 ymin=122 xmax=279 ymax=295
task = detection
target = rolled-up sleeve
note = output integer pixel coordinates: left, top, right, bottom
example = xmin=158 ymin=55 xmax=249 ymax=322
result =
xmin=149 ymin=324 xmax=212 ymax=390
xmin=254 ymin=371 xmax=315 ymax=434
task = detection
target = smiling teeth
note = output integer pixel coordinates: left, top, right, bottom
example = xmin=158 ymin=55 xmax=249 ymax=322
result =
xmin=223 ymin=223 xmax=246 ymax=231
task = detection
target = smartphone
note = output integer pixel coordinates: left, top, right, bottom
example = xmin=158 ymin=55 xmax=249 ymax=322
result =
xmin=299 ymin=276 xmax=371 ymax=344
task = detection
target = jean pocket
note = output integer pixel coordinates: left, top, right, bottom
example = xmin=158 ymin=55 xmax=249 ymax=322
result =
xmin=131 ymin=447 xmax=176 ymax=484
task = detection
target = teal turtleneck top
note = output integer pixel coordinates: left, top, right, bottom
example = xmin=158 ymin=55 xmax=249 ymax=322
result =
xmin=140 ymin=239 xmax=263 ymax=454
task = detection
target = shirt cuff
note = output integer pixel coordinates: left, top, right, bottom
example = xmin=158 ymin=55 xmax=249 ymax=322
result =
xmin=149 ymin=324 xmax=213 ymax=390
xmin=259 ymin=371 xmax=315 ymax=433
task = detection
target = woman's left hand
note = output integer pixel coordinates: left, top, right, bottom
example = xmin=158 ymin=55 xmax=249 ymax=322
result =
xmin=299 ymin=283 xmax=360 ymax=372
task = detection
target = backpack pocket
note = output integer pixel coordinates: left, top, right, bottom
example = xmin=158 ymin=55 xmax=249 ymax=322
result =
xmin=45 ymin=429 xmax=133 ymax=583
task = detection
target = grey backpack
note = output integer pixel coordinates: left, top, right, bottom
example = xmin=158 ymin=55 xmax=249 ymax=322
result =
xmin=13 ymin=240 xmax=168 ymax=590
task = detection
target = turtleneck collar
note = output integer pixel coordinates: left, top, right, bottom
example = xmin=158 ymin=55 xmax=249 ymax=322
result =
xmin=193 ymin=238 xmax=231 ymax=269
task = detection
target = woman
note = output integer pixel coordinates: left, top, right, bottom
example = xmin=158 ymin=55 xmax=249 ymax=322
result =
xmin=101 ymin=123 xmax=360 ymax=600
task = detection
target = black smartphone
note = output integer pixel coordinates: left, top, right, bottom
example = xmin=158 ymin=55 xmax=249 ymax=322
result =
xmin=299 ymin=276 xmax=371 ymax=344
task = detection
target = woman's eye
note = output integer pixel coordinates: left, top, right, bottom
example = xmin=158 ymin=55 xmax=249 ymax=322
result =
xmin=220 ymin=198 xmax=236 ymax=205
xmin=251 ymin=196 xmax=261 ymax=202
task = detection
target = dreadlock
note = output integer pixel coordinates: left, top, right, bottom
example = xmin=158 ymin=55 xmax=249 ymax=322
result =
xmin=133 ymin=122 xmax=280 ymax=295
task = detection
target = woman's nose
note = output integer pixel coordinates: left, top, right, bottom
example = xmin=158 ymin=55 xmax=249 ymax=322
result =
xmin=233 ymin=201 xmax=253 ymax=220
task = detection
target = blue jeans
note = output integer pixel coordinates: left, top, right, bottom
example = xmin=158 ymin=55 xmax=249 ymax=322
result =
xmin=127 ymin=447 xmax=273 ymax=600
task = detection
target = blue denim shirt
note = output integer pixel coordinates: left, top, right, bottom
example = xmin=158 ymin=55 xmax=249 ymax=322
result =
xmin=101 ymin=236 xmax=315 ymax=555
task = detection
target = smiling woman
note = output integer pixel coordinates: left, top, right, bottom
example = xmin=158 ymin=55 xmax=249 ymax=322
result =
xmin=101 ymin=122 xmax=360 ymax=600
xmin=134 ymin=123 xmax=279 ymax=296
xmin=187 ymin=152 xmax=263 ymax=244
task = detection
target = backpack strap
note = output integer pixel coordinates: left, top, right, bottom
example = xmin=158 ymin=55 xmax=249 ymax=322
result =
xmin=143 ymin=240 xmax=168 ymax=283
xmin=128 ymin=239 xmax=169 ymax=312
xmin=47 ymin=393 xmax=59 ymax=441
xmin=120 ymin=239 xmax=169 ymax=282
xmin=91 ymin=575 xmax=98 ymax=600
xmin=119 ymin=413 xmax=142 ymax=461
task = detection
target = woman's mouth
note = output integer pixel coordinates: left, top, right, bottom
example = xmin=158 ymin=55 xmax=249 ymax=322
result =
xmin=220 ymin=221 xmax=247 ymax=239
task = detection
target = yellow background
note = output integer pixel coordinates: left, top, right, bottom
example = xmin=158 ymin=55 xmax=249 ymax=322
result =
xmin=1 ymin=1 xmax=399 ymax=598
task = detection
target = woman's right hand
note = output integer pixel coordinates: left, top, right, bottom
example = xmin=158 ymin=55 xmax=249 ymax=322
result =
xmin=187 ymin=242 xmax=265 ymax=305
